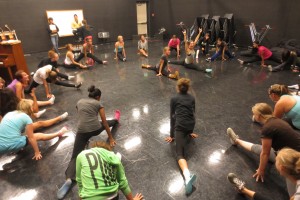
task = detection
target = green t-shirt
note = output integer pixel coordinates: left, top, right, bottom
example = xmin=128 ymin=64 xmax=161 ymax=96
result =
xmin=76 ymin=147 xmax=131 ymax=200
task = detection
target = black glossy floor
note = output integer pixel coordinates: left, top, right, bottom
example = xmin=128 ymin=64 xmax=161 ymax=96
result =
xmin=0 ymin=40 xmax=297 ymax=200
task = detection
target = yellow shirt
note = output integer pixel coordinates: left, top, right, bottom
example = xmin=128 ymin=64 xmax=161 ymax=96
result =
xmin=71 ymin=21 xmax=82 ymax=29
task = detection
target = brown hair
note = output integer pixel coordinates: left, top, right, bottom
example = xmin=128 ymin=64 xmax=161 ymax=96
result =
xmin=49 ymin=71 xmax=57 ymax=83
xmin=17 ymin=99 xmax=34 ymax=118
xmin=177 ymin=78 xmax=190 ymax=94
xmin=15 ymin=70 xmax=25 ymax=82
xmin=90 ymin=141 xmax=112 ymax=151
xmin=163 ymin=46 xmax=169 ymax=53
xmin=252 ymin=103 xmax=273 ymax=119
xmin=65 ymin=44 xmax=73 ymax=51
xmin=0 ymin=77 xmax=5 ymax=84
xmin=48 ymin=50 xmax=56 ymax=58
xmin=82 ymin=19 xmax=90 ymax=30
xmin=269 ymin=84 xmax=290 ymax=96
xmin=276 ymin=148 xmax=300 ymax=179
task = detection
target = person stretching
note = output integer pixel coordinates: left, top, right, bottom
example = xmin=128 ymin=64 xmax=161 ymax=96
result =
xmin=26 ymin=64 xmax=82 ymax=98
xmin=168 ymin=35 xmax=180 ymax=58
xmin=169 ymin=28 xmax=205 ymax=71
xmin=196 ymin=32 xmax=210 ymax=58
xmin=57 ymin=85 xmax=120 ymax=199
xmin=0 ymin=99 xmax=68 ymax=160
xmin=64 ymin=44 xmax=87 ymax=69
xmin=141 ymin=47 xmax=179 ymax=80
xmin=138 ymin=35 xmax=148 ymax=57
xmin=76 ymin=141 xmax=143 ymax=200
xmin=206 ymin=38 xmax=234 ymax=62
xmin=165 ymin=78 xmax=198 ymax=195
xmin=75 ymin=38 xmax=107 ymax=66
xmin=114 ymin=35 xmax=127 ymax=61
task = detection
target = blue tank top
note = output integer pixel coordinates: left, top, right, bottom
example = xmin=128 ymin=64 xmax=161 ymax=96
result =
xmin=284 ymin=95 xmax=300 ymax=129
xmin=114 ymin=46 xmax=123 ymax=53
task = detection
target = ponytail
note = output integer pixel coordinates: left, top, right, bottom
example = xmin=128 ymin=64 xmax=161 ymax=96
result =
xmin=88 ymin=85 xmax=101 ymax=99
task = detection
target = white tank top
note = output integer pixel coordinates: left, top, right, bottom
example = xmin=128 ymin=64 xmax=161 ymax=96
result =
xmin=64 ymin=53 xmax=74 ymax=65
xmin=185 ymin=50 xmax=195 ymax=64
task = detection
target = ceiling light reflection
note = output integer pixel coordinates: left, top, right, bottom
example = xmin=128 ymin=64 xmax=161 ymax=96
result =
xmin=168 ymin=176 xmax=184 ymax=194
xmin=132 ymin=108 xmax=141 ymax=119
xmin=143 ymin=105 xmax=149 ymax=114
xmin=10 ymin=189 xmax=37 ymax=200
xmin=208 ymin=150 xmax=225 ymax=165
xmin=124 ymin=136 xmax=141 ymax=150
xmin=0 ymin=155 xmax=17 ymax=170
xmin=159 ymin=122 xmax=170 ymax=134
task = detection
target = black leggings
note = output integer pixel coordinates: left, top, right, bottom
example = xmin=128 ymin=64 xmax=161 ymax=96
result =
xmin=65 ymin=119 xmax=118 ymax=180
xmin=116 ymin=52 xmax=125 ymax=61
xmin=26 ymin=78 xmax=76 ymax=93
xmin=147 ymin=65 xmax=170 ymax=77
xmin=169 ymin=47 xmax=180 ymax=55
xmin=75 ymin=52 xmax=103 ymax=64
xmin=242 ymin=53 xmax=281 ymax=65
xmin=169 ymin=60 xmax=204 ymax=72
xmin=253 ymin=192 xmax=272 ymax=200
xmin=175 ymin=129 xmax=192 ymax=161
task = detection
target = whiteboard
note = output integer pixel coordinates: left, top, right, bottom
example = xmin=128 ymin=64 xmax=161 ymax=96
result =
xmin=46 ymin=10 xmax=84 ymax=37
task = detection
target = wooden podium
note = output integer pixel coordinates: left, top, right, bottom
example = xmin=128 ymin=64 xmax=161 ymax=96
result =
xmin=0 ymin=41 xmax=29 ymax=82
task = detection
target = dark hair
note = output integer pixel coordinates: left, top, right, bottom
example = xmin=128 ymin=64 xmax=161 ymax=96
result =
xmin=88 ymin=85 xmax=101 ymax=99
xmin=282 ymin=49 xmax=291 ymax=62
xmin=48 ymin=17 xmax=53 ymax=21
xmin=82 ymin=19 xmax=90 ymax=30
xmin=140 ymin=34 xmax=145 ymax=39
xmin=217 ymin=38 xmax=222 ymax=42
xmin=74 ymin=14 xmax=78 ymax=17
xmin=0 ymin=88 xmax=19 ymax=117
xmin=177 ymin=78 xmax=190 ymax=94
xmin=253 ymin=40 xmax=260 ymax=45
xmin=15 ymin=70 xmax=25 ymax=81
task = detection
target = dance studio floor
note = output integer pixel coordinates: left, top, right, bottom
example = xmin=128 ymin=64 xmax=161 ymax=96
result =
xmin=0 ymin=39 xmax=296 ymax=200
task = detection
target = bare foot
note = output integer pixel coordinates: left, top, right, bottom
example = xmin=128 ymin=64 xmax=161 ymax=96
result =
xmin=190 ymin=133 xmax=198 ymax=139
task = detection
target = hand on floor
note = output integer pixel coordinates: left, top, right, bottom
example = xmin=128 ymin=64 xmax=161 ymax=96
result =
xmin=165 ymin=137 xmax=174 ymax=143
xmin=190 ymin=133 xmax=198 ymax=139
xmin=133 ymin=193 xmax=143 ymax=200
xmin=253 ymin=168 xmax=264 ymax=182
xmin=32 ymin=151 xmax=42 ymax=160
xmin=109 ymin=138 xmax=116 ymax=147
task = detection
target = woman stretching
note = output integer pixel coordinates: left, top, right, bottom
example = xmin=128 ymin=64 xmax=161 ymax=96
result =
xmin=206 ymin=38 xmax=234 ymax=62
xmin=138 ymin=34 xmax=148 ymax=57
xmin=165 ymin=78 xmax=198 ymax=195
xmin=141 ymin=47 xmax=179 ymax=80
xmin=114 ymin=35 xmax=126 ymax=61
xmin=226 ymin=103 xmax=300 ymax=196
xmin=0 ymin=99 xmax=68 ymax=159
xmin=0 ymin=77 xmax=5 ymax=89
xmin=57 ymin=85 xmax=120 ymax=199
xmin=228 ymin=148 xmax=300 ymax=200
xmin=169 ymin=28 xmax=203 ymax=71
xmin=26 ymin=65 xmax=82 ymax=98
xmin=0 ymin=88 xmax=68 ymax=130
xmin=64 ymin=44 xmax=87 ymax=69
xmin=268 ymin=84 xmax=300 ymax=130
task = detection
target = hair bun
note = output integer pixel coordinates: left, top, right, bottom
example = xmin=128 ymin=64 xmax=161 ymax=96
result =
xmin=88 ymin=85 xmax=95 ymax=92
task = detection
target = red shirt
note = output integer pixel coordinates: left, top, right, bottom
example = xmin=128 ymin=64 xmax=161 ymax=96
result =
xmin=258 ymin=46 xmax=272 ymax=60
xmin=168 ymin=38 xmax=180 ymax=48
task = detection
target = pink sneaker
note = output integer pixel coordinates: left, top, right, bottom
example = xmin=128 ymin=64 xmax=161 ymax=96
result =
xmin=114 ymin=110 xmax=121 ymax=122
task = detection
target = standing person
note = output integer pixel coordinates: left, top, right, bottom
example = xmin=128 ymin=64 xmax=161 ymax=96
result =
xmin=47 ymin=17 xmax=59 ymax=54
xmin=138 ymin=35 xmax=148 ymax=57
xmin=26 ymin=65 xmax=82 ymax=98
xmin=64 ymin=44 xmax=87 ymax=69
xmin=76 ymin=141 xmax=143 ymax=200
xmin=169 ymin=28 xmax=204 ymax=71
xmin=227 ymin=148 xmax=300 ymax=200
xmin=0 ymin=99 xmax=68 ymax=159
xmin=57 ymin=85 xmax=120 ymax=199
xmin=206 ymin=38 xmax=234 ymax=62
xmin=165 ymin=78 xmax=198 ymax=195
xmin=238 ymin=41 xmax=281 ymax=67
xmin=196 ymin=33 xmax=210 ymax=58
xmin=114 ymin=35 xmax=126 ymax=61
xmin=268 ymin=84 xmax=300 ymax=130
xmin=226 ymin=103 xmax=300 ymax=196
xmin=0 ymin=77 xmax=5 ymax=89
xmin=168 ymin=35 xmax=180 ymax=58
xmin=75 ymin=38 xmax=107 ymax=66
xmin=76 ymin=19 xmax=92 ymax=42
xmin=141 ymin=47 xmax=179 ymax=80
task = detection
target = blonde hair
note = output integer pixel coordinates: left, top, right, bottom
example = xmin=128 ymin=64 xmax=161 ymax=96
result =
xmin=90 ymin=141 xmax=112 ymax=151
xmin=117 ymin=35 xmax=123 ymax=42
xmin=252 ymin=103 xmax=273 ymax=119
xmin=17 ymin=99 xmax=34 ymax=118
xmin=276 ymin=148 xmax=300 ymax=179
xmin=163 ymin=46 xmax=169 ymax=53
xmin=269 ymin=84 xmax=290 ymax=96
xmin=65 ymin=44 xmax=73 ymax=51
xmin=0 ymin=77 xmax=5 ymax=84
xmin=49 ymin=71 xmax=57 ymax=83
xmin=177 ymin=78 xmax=190 ymax=94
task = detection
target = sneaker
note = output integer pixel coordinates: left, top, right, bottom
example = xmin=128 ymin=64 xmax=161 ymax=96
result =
xmin=226 ymin=127 xmax=239 ymax=145
xmin=75 ymin=82 xmax=82 ymax=89
xmin=267 ymin=65 xmax=273 ymax=72
xmin=114 ymin=110 xmax=121 ymax=121
xmin=288 ymin=84 xmax=299 ymax=90
xmin=123 ymin=58 xmax=126 ymax=62
xmin=58 ymin=126 xmax=68 ymax=138
xmin=57 ymin=179 xmax=73 ymax=200
xmin=30 ymin=72 xmax=35 ymax=76
xmin=103 ymin=61 xmax=108 ymax=65
xmin=237 ymin=59 xmax=244 ymax=65
xmin=48 ymin=95 xmax=55 ymax=105
xmin=35 ymin=109 xmax=46 ymax=118
xmin=68 ymin=76 xmax=75 ymax=80
xmin=185 ymin=174 xmax=196 ymax=195
xmin=205 ymin=58 xmax=211 ymax=62
xmin=227 ymin=173 xmax=245 ymax=191
xmin=60 ymin=112 xmax=68 ymax=121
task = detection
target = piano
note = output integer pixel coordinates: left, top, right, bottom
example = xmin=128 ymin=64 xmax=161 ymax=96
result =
xmin=0 ymin=42 xmax=29 ymax=82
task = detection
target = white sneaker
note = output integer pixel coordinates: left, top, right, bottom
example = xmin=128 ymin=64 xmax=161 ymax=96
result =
xmin=60 ymin=112 xmax=68 ymax=121
xmin=48 ymin=95 xmax=55 ymax=105
xmin=227 ymin=173 xmax=245 ymax=191
xmin=35 ymin=109 xmax=46 ymax=118
xmin=226 ymin=128 xmax=239 ymax=145
xmin=288 ymin=84 xmax=299 ymax=90
xmin=68 ymin=76 xmax=75 ymax=80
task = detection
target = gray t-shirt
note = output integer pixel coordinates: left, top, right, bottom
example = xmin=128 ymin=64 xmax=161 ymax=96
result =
xmin=138 ymin=40 xmax=148 ymax=51
xmin=76 ymin=98 xmax=103 ymax=133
